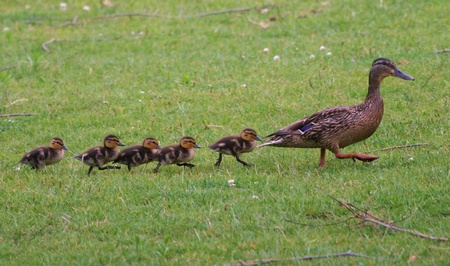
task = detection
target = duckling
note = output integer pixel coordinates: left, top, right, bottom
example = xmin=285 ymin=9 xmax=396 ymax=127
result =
xmin=74 ymin=134 xmax=126 ymax=176
xmin=208 ymin=128 xmax=262 ymax=167
xmin=19 ymin=137 xmax=68 ymax=169
xmin=153 ymin=136 xmax=201 ymax=173
xmin=259 ymin=58 xmax=414 ymax=167
xmin=114 ymin=137 xmax=161 ymax=171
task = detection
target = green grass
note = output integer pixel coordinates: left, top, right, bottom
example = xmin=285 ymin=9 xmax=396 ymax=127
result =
xmin=1 ymin=0 xmax=449 ymax=265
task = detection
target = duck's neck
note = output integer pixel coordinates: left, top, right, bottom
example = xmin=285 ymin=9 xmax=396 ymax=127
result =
xmin=364 ymin=74 xmax=384 ymax=106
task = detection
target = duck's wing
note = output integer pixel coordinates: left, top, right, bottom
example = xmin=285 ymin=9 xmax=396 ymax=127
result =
xmin=267 ymin=105 xmax=355 ymax=138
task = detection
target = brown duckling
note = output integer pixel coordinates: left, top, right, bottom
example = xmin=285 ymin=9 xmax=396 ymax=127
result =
xmin=259 ymin=58 xmax=414 ymax=167
xmin=74 ymin=134 xmax=126 ymax=176
xmin=154 ymin=136 xmax=201 ymax=173
xmin=19 ymin=137 xmax=68 ymax=169
xmin=208 ymin=128 xmax=262 ymax=167
xmin=114 ymin=137 xmax=161 ymax=171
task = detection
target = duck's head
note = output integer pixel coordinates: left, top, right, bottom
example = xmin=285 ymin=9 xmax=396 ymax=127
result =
xmin=371 ymin=58 xmax=414 ymax=81
xmin=143 ymin=137 xmax=161 ymax=150
xmin=49 ymin=137 xmax=68 ymax=150
xmin=104 ymin=134 xmax=126 ymax=148
xmin=179 ymin=136 xmax=201 ymax=149
xmin=241 ymin=128 xmax=263 ymax=141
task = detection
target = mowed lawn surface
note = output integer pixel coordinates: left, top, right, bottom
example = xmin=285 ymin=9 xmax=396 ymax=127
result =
xmin=1 ymin=0 xmax=449 ymax=265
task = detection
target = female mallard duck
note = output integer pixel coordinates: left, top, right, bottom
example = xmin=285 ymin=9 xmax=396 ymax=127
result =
xmin=208 ymin=128 xmax=262 ymax=167
xmin=259 ymin=58 xmax=414 ymax=167
xmin=114 ymin=137 xmax=161 ymax=171
xmin=19 ymin=137 xmax=68 ymax=169
xmin=74 ymin=134 xmax=126 ymax=175
xmin=154 ymin=136 xmax=201 ymax=173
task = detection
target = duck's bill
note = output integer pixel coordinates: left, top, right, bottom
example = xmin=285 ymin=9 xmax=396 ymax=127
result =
xmin=118 ymin=142 xmax=126 ymax=146
xmin=394 ymin=68 xmax=414 ymax=80
xmin=62 ymin=145 xmax=69 ymax=150
xmin=194 ymin=144 xmax=201 ymax=148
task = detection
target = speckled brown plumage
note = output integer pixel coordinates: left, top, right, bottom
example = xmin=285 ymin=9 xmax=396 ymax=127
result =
xmin=154 ymin=136 xmax=201 ymax=173
xmin=259 ymin=58 xmax=414 ymax=167
xmin=114 ymin=137 xmax=161 ymax=171
xmin=74 ymin=134 xmax=126 ymax=175
xmin=19 ymin=137 xmax=68 ymax=169
xmin=208 ymin=128 xmax=262 ymax=167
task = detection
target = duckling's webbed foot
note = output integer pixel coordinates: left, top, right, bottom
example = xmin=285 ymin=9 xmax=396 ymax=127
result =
xmin=335 ymin=152 xmax=379 ymax=163
xmin=177 ymin=163 xmax=196 ymax=168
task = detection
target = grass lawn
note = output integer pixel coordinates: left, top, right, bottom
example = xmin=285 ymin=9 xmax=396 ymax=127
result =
xmin=1 ymin=0 xmax=449 ymax=265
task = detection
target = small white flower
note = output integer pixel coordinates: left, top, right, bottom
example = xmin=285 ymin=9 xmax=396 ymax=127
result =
xmin=409 ymin=157 xmax=414 ymax=161
xmin=139 ymin=91 xmax=145 ymax=94
xmin=241 ymin=84 xmax=246 ymax=88
xmin=131 ymin=31 xmax=135 ymax=35
xmin=16 ymin=166 xmax=21 ymax=171
xmin=25 ymin=5 xmax=31 ymax=10
xmin=310 ymin=54 xmax=315 ymax=59
xmin=319 ymin=45 xmax=326 ymax=51
xmin=241 ymin=55 xmax=246 ymax=59
xmin=139 ymin=31 xmax=145 ymax=35
xmin=228 ymin=180 xmax=235 ymax=184
xmin=261 ymin=8 xmax=269 ymax=14
xmin=3 ymin=27 xmax=10 ymax=32
xmin=263 ymin=48 xmax=269 ymax=52
xmin=60 ymin=3 xmax=67 ymax=11
xmin=326 ymin=52 xmax=332 ymax=56
xmin=83 ymin=5 xmax=90 ymax=11
xmin=273 ymin=55 xmax=280 ymax=61
xmin=138 ymin=99 xmax=142 ymax=102
xmin=103 ymin=101 xmax=108 ymax=104
xmin=252 ymin=195 xmax=259 ymax=199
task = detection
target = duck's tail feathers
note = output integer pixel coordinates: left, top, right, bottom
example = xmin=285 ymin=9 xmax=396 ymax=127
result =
xmin=258 ymin=138 xmax=285 ymax=148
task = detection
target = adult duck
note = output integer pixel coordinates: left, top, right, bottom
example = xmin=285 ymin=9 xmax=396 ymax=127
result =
xmin=259 ymin=58 xmax=414 ymax=167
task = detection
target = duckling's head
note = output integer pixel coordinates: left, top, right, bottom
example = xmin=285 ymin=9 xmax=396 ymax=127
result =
xmin=103 ymin=134 xmax=126 ymax=148
xmin=49 ymin=137 xmax=68 ymax=150
xmin=179 ymin=136 xmax=201 ymax=149
xmin=241 ymin=128 xmax=263 ymax=142
xmin=143 ymin=137 xmax=161 ymax=150
xmin=371 ymin=58 xmax=414 ymax=81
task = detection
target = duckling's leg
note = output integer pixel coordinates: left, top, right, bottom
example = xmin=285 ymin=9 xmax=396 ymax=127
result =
xmin=335 ymin=152 xmax=379 ymax=163
xmin=154 ymin=163 xmax=161 ymax=173
xmin=235 ymin=156 xmax=253 ymax=167
xmin=87 ymin=166 xmax=94 ymax=176
xmin=214 ymin=154 xmax=223 ymax=167
xmin=127 ymin=164 xmax=132 ymax=171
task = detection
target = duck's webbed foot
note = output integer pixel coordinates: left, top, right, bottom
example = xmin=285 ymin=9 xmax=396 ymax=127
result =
xmin=335 ymin=152 xmax=379 ymax=163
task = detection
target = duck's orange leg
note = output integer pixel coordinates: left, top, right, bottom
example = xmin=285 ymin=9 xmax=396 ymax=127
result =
xmin=319 ymin=148 xmax=327 ymax=167
xmin=335 ymin=152 xmax=379 ymax=163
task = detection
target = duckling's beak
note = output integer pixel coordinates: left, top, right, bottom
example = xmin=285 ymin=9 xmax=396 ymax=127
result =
xmin=62 ymin=145 xmax=68 ymax=150
xmin=118 ymin=141 xmax=126 ymax=146
xmin=255 ymin=136 xmax=263 ymax=141
xmin=394 ymin=67 xmax=414 ymax=81
xmin=157 ymin=145 xmax=162 ymax=149
xmin=194 ymin=144 xmax=201 ymax=148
